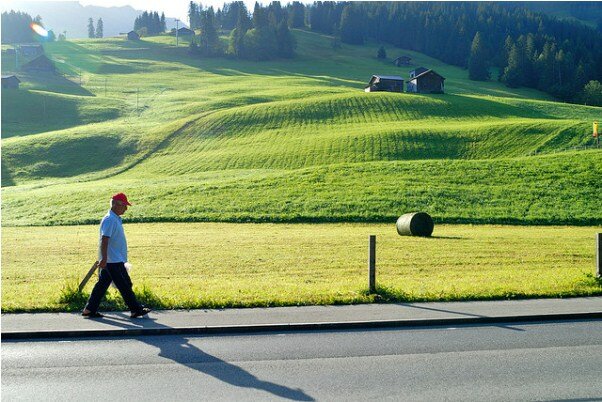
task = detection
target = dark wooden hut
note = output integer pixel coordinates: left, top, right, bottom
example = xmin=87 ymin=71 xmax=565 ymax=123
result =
xmin=409 ymin=67 xmax=428 ymax=79
xmin=176 ymin=27 xmax=194 ymax=36
xmin=394 ymin=55 xmax=412 ymax=67
xmin=365 ymin=75 xmax=404 ymax=93
xmin=1 ymin=75 xmax=21 ymax=89
xmin=19 ymin=44 xmax=43 ymax=57
xmin=406 ymin=69 xmax=445 ymax=94
xmin=127 ymin=30 xmax=140 ymax=40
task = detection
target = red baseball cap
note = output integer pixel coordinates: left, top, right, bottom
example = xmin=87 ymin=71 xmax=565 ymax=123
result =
xmin=112 ymin=192 xmax=132 ymax=206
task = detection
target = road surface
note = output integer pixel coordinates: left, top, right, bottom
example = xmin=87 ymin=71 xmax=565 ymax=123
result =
xmin=3 ymin=320 xmax=601 ymax=401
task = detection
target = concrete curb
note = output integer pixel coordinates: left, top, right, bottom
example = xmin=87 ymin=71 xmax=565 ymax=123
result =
xmin=3 ymin=311 xmax=601 ymax=340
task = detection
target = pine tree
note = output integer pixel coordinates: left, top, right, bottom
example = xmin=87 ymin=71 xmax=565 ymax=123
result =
xmin=377 ymin=45 xmax=386 ymax=59
xmin=95 ymin=18 xmax=103 ymax=38
xmin=228 ymin=4 xmax=251 ymax=57
xmin=188 ymin=2 xmax=199 ymax=30
xmin=289 ymin=1 xmax=305 ymax=28
xmin=1 ymin=11 xmax=35 ymax=43
xmin=276 ymin=20 xmax=296 ymax=58
xmin=502 ymin=43 xmax=524 ymax=87
xmin=468 ymin=32 xmax=490 ymax=80
xmin=580 ymin=80 xmax=602 ymax=106
xmin=339 ymin=5 xmax=364 ymax=45
xmin=198 ymin=7 xmax=220 ymax=56
xmin=87 ymin=17 xmax=95 ymax=38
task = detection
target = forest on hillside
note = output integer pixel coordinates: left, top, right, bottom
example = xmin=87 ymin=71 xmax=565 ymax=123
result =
xmin=304 ymin=1 xmax=602 ymax=103
xmin=181 ymin=1 xmax=602 ymax=104
xmin=4 ymin=2 xmax=602 ymax=104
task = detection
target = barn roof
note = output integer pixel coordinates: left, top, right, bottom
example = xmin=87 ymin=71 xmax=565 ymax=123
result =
xmin=2 ymin=75 xmax=21 ymax=82
xmin=21 ymin=54 xmax=55 ymax=71
xmin=373 ymin=75 xmax=404 ymax=81
xmin=409 ymin=69 xmax=446 ymax=81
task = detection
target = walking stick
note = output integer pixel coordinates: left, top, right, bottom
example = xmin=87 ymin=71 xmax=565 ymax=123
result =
xmin=78 ymin=261 xmax=99 ymax=293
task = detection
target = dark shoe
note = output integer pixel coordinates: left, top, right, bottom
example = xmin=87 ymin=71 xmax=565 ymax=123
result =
xmin=131 ymin=307 xmax=151 ymax=318
xmin=82 ymin=311 xmax=104 ymax=318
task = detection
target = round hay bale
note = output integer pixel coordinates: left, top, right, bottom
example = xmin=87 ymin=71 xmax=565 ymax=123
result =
xmin=396 ymin=212 xmax=434 ymax=237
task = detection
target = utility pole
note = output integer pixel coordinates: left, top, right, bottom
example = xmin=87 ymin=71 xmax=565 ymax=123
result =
xmin=175 ymin=19 xmax=179 ymax=47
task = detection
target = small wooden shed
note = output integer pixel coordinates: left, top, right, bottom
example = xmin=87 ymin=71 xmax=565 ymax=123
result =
xmin=176 ymin=27 xmax=194 ymax=36
xmin=1 ymin=75 xmax=21 ymax=89
xmin=365 ymin=75 xmax=404 ymax=93
xmin=407 ymin=69 xmax=445 ymax=94
xmin=127 ymin=30 xmax=140 ymax=41
xmin=409 ymin=67 xmax=428 ymax=79
xmin=394 ymin=55 xmax=412 ymax=67
xmin=19 ymin=44 xmax=43 ymax=57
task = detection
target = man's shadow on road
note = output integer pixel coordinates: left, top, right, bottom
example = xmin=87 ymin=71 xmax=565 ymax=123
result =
xmin=99 ymin=314 xmax=314 ymax=401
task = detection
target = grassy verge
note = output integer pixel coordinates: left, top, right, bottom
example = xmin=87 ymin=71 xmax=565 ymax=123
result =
xmin=2 ymin=223 xmax=600 ymax=312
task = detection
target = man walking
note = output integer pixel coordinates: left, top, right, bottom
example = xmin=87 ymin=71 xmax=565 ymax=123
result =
xmin=82 ymin=193 xmax=151 ymax=319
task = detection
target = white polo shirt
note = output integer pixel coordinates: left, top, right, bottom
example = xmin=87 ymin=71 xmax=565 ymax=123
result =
xmin=98 ymin=210 xmax=128 ymax=263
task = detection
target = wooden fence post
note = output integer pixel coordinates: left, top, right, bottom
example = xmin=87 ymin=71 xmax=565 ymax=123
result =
xmin=369 ymin=235 xmax=376 ymax=293
xmin=596 ymin=233 xmax=602 ymax=278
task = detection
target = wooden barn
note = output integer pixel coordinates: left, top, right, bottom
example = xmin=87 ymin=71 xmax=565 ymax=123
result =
xmin=21 ymin=54 xmax=56 ymax=73
xmin=19 ymin=44 xmax=43 ymax=57
xmin=409 ymin=67 xmax=428 ymax=79
xmin=176 ymin=27 xmax=194 ymax=36
xmin=1 ymin=75 xmax=21 ymax=89
xmin=406 ymin=69 xmax=445 ymax=94
xmin=394 ymin=55 xmax=412 ymax=67
xmin=127 ymin=30 xmax=140 ymax=40
xmin=365 ymin=75 xmax=404 ymax=93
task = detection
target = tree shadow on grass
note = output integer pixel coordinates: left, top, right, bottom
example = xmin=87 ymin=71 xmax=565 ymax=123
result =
xmin=1 ymin=159 xmax=15 ymax=187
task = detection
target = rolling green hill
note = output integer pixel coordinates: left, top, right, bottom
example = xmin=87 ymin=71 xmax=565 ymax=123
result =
xmin=2 ymin=30 xmax=601 ymax=226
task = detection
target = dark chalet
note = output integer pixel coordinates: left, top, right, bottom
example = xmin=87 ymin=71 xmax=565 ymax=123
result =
xmin=406 ymin=69 xmax=445 ymax=94
xmin=364 ymin=75 xmax=404 ymax=93
xmin=2 ymin=75 xmax=21 ymax=89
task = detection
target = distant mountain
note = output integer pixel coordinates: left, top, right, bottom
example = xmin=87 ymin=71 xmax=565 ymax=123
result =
xmin=1 ymin=1 xmax=183 ymax=38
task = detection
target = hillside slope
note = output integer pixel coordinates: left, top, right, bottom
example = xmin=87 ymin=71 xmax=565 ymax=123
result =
xmin=1 ymin=30 xmax=601 ymax=226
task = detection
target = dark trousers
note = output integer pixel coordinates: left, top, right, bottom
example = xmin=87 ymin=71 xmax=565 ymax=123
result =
xmin=85 ymin=262 xmax=142 ymax=313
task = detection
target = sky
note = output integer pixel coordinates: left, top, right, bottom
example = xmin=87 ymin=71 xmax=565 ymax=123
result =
xmin=78 ymin=0 xmax=304 ymax=25
xmin=4 ymin=0 xmax=312 ymax=26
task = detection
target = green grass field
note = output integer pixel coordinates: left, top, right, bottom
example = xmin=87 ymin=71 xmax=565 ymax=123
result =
xmin=2 ymin=30 xmax=601 ymax=225
xmin=2 ymin=30 xmax=601 ymax=311
xmin=2 ymin=223 xmax=600 ymax=312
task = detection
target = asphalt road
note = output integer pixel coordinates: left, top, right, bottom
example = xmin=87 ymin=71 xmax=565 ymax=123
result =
xmin=3 ymin=320 xmax=602 ymax=401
